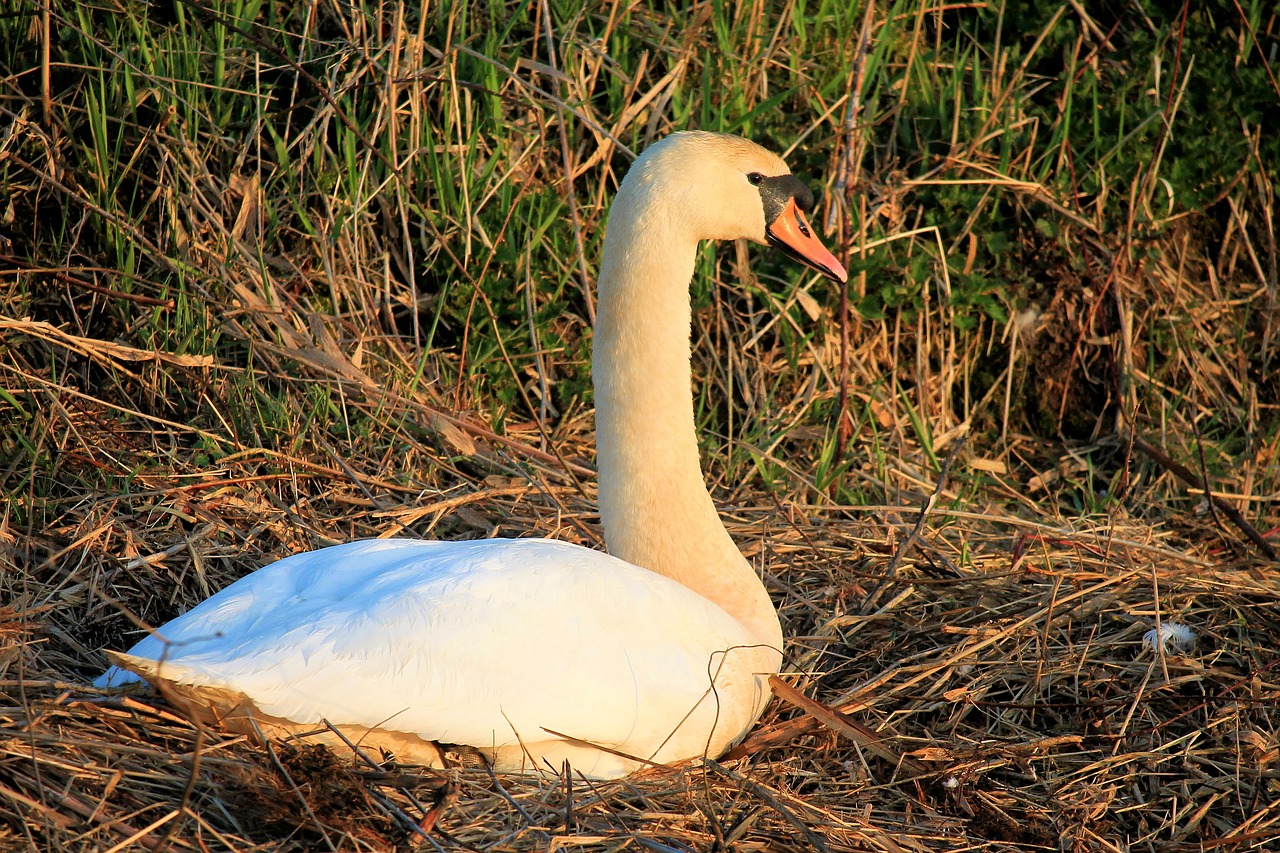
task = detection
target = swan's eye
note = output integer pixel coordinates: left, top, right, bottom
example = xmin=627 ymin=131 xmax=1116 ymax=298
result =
xmin=747 ymin=172 xmax=764 ymax=186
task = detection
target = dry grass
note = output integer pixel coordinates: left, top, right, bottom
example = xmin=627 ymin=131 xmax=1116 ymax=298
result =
xmin=7 ymin=520 xmax=1280 ymax=850
xmin=3 ymin=0 xmax=1279 ymax=850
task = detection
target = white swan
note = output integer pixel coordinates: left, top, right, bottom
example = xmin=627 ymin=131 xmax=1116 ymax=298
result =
xmin=95 ymin=131 xmax=848 ymax=779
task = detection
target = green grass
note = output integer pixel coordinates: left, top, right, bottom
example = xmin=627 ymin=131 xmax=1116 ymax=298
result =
xmin=2 ymin=0 xmax=1279 ymax=848
xmin=2 ymin=0 xmax=1274 ymax=588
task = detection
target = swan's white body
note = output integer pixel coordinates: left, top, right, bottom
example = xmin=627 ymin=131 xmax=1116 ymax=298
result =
xmin=98 ymin=539 xmax=774 ymax=777
xmin=97 ymin=131 xmax=846 ymax=779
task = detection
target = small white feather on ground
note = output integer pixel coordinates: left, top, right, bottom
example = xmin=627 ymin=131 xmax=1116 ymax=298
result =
xmin=1143 ymin=622 xmax=1198 ymax=654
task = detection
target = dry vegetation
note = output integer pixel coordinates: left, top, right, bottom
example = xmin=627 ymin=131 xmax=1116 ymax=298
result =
xmin=2 ymin=0 xmax=1279 ymax=850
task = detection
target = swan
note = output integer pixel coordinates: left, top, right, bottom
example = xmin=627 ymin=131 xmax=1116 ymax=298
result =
xmin=95 ymin=131 xmax=848 ymax=779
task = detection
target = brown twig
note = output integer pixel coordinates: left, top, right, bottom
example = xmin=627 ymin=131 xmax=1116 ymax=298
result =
xmin=538 ymin=0 xmax=595 ymax=324
xmin=704 ymin=761 xmax=831 ymax=853
xmin=767 ymin=676 xmax=929 ymax=779
xmin=1129 ymin=433 xmax=1278 ymax=562
xmin=830 ymin=1 xmax=876 ymax=462
xmin=39 ymin=0 xmax=52 ymax=129
xmin=863 ymin=434 xmax=968 ymax=611
xmin=0 ymin=256 xmax=176 ymax=308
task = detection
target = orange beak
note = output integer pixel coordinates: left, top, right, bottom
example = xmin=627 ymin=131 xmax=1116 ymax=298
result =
xmin=765 ymin=198 xmax=848 ymax=284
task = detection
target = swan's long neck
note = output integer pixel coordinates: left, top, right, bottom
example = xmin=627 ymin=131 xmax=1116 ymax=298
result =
xmin=592 ymin=174 xmax=783 ymax=651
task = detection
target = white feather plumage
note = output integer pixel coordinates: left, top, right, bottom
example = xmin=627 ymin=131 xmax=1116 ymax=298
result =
xmin=97 ymin=539 xmax=773 ymax=777
xmin=1142 ymin=622 xmax=1197 ymax=654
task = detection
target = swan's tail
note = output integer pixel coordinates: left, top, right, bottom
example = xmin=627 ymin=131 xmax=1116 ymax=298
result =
xmin=97 ymin=651 xmax=260 ymax=732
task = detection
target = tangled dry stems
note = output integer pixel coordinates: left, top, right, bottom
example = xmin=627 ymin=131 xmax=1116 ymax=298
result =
xmin=5 ymin=507 xmax=1280 ymax=850
xmin=3 ymin=0 xmax=1279 ymax=849
xmin=5 ymin=395 xmax=1280 ymax=850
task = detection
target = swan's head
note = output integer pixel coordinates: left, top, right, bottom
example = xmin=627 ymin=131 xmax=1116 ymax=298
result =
xmin=622 ymin=131 xmax=848 ymax=284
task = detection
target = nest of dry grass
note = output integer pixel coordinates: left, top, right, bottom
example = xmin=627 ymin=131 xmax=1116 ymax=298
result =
xmin=5 ymin=479 xmax=1280 ymax=850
